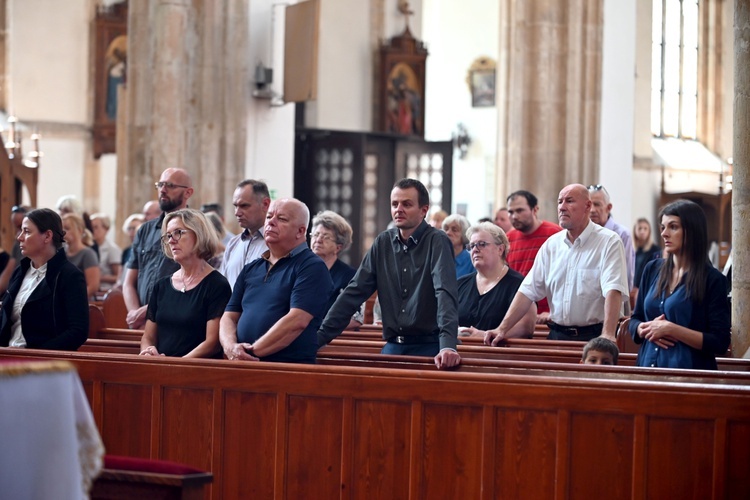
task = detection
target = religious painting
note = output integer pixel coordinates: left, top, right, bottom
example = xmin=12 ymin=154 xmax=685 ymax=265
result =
xmin=104 ymin=35 xmax=128 ymax=121
xmin=466 ymin=56 xmax=496 ymax=108
xmin=376 ymin=28 xmax=428 ymax=137
xmin=92 ymin=2 xmax=128 ymax=158
xmin=386 ymin=63 xmax=422 ymax=136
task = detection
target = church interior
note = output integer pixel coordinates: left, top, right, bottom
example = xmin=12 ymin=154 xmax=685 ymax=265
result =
xmin=0 ymin=0 xmax=749 ymax=497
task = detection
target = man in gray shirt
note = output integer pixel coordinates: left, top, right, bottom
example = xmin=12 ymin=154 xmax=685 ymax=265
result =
xmin=220 ymin=179 xmax=271 ymax=289
xmin=317 ymin=178 xmax=461 ymax=370
xmin=123 ymin=168 xmax=193 ymax=329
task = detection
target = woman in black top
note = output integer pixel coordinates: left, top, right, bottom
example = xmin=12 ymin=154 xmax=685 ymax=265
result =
xmin=0 ymin=208 xmax=88 ymax=350
xmin=140 ymin=209 xmax=231 ymax=358
xmin=457 ymin=222 xmax=535 ymax=337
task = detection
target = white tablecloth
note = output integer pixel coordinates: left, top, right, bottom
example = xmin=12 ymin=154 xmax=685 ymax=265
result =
xmin=0 ymin=360 xmax=104 ymax=499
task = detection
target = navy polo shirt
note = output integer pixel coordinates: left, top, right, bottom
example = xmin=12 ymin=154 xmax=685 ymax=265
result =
xmin=226 ymin=242 xmax=333 ymax=363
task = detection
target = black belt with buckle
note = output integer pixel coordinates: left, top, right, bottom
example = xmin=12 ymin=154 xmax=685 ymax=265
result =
xmin=547 ymin=322 xmax=603 ymax=337
xmin=387 ymin=334 xmax=439 ymax=345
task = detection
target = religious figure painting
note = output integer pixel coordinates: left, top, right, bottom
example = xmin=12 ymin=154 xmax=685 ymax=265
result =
xmin=92 ymin=1 xmax=128 ymax=158
xmin=104 ymin=35 xmax=127 ymax=120
xmin=470 ymin=69 xmax=495 ymax=108
xmin=386 ymin=63 xmax=422 ymax=136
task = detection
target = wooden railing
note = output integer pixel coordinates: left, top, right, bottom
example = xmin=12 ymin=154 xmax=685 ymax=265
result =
xmin=1 ymin=347 xmax=749 ymax=499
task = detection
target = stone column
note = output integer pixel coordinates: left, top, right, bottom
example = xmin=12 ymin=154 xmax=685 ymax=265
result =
xmin=733 ymin=0 xmax=749 ymax=357
xmin=118 ymin=0 xmax=249 ymax=218
xmin=496 ymin=0 xmax=603 ymax=218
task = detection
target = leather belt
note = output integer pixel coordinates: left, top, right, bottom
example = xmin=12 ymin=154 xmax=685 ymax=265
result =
xmin=547 ymin=322 xmax=603 ymax=337
xmin=388 ymin=335 xmax=439 ymax=345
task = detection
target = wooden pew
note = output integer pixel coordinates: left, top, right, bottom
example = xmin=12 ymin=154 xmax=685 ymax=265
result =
xmin=91 ymin=455 xmax=212 ymax=500
xmin=1 ymin=348 xmax=748 ymax=499
xmin=102 ymin=288 xmax=128 ymax=329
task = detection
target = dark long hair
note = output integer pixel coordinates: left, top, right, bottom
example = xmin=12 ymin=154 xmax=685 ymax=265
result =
xmin=25 ymin=208 xmax=66 ymax=250
xmin=654 ymin=200 xmax=709 ymax=302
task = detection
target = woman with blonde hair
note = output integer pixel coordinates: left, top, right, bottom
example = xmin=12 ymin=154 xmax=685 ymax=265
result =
xmin=140 ymin=209 xmax=231 ymax=358
xmin=62 ymin=213 xmax=100 ymax=298
xmin=632 ymin=217 xmax=662 ymax=303
xmin=90 ymin=212 xmax=122 ymax=289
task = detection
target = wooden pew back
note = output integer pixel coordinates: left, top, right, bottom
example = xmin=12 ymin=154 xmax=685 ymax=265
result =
xmin=1 ymin=349 xmax=749 ymax=499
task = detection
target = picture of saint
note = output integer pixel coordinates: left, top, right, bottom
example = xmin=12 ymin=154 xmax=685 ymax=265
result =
xmin=104 ymin=35 xmax=127 ymax=121
xmin=386 ymin=63 xmax=422 ymax=135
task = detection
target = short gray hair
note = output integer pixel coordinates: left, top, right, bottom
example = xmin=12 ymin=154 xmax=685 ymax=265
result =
xmin=466 ymin=221 xmax=509 ymax=260
xmin=442 ymin=214 xmax=471 ymax=245
xmin=312 ymin=210 xmax=353 ymax=251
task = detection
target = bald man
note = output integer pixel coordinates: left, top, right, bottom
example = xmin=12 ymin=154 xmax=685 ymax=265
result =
xmin=485 ymin=184 xmax=628 ymax=344
xmin=142 ymin=200 xmax=161 ymax=222
xmin=220 ymin=198 xmax=333 ymax=363
xmin=123 ymin=168 xmax=194 ymax=329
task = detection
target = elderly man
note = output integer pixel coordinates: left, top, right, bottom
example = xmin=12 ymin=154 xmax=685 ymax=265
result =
xmin=123 ymin=168 xmax=193 ymax=329
xmin=220 ymin=179 xmax=271 ymax=290
xmin=317 ymin=178 xmax=461 ymax=370
xmin=142 ymin=200 xmax=161 ymax=222
xmin=588 ymin=184 xmax=636 ymax=291
xmin=219 ymin=198 xmax=332 ymax=363
xmin=485 ymin=183 xmax=628 ymax=344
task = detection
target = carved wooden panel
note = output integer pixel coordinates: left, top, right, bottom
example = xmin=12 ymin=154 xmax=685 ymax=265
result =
xmin=100 ymin=382 xmax=152 ymax=457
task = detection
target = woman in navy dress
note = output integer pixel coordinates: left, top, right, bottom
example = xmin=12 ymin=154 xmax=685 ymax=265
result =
xmin=628 ymin=200 xmax=730 ymax=369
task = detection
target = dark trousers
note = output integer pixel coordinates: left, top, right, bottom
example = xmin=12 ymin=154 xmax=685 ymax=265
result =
xmin=381 ymin=341 xmax=440 ymax=357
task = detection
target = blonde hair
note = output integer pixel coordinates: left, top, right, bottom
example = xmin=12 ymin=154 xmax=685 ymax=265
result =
xmin=122 ymin=213 xmax=145 ymax=234
xmin=62 ymin=213 xmax=93 ymax=247
xmin=90 ymin=212 xmax=112 ymax=231
xmin=162 ymin=209 xmax=219 ymax=261
xmin=466 ymin=222 xmax=510 ymax=260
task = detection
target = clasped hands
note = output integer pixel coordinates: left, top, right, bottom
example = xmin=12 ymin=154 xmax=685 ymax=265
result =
xmin=638 ymin=314 xmax=676 ymax=349
xmin=225 ymin=342 xmax=259 ymax=361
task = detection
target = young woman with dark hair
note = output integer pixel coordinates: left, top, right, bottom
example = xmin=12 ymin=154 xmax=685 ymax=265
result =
xmin=0 ymin=208 xmax=89 ymax=350
xmin=628 ymin=200 xmax=730 ymax=369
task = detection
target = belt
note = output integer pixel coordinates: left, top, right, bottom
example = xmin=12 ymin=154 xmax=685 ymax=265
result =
xmin=387 ymin=334 xmax=439 ymax=345
xmin=547 ymin=322 xmax=603 ymax=337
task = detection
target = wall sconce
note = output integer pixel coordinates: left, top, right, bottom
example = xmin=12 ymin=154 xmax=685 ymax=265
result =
xmin=251 ymin=62 xmax=284 ymax=106
xmin=453 ymin=123 xmax=471 ymax=159
xmin=1 ymin=116 xmax=43 ymax=167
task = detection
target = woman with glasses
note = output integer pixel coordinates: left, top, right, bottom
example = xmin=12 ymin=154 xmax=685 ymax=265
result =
xmin=0 ymin=208 xmax=88 ymax=350
xmin=139 ymin=209 xmax=231 ymax=358
xmin=628 ymin=200 xmax=730 ymax=369
xmin=456 ymin=222 xmax=535 ymax=337
xmin=309 ymin=211 xmax=362 ymax=327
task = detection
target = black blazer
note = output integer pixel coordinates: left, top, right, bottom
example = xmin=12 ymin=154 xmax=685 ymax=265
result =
xmin=0 ymin=249 xmax=89 ymax=350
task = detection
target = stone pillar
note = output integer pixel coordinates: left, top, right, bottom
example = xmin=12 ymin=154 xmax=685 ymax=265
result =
xmin=733 ymin=0 xmax=750 ymax=357
xmin=496 ymin=0 xmax=603 ymax=218
xmin=118 ymin=0 xmax=249 ymax=218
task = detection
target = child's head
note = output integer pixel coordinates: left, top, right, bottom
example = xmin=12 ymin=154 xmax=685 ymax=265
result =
xmin=581 ymin=337 xmax=619 ymax=365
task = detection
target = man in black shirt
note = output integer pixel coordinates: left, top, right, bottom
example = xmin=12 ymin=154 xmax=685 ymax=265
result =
xmin=317 ymin=178 xmax=460 ymax=369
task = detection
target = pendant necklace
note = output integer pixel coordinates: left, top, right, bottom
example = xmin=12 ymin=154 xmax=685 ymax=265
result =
xmin=181 ymin=263 xmax=205 ymax=293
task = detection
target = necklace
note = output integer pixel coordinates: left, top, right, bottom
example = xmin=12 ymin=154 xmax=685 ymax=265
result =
xmin=180 ymin=263 xmax=205 ymax=293
xmin=477 ymin=265 xmax=508 ymax=295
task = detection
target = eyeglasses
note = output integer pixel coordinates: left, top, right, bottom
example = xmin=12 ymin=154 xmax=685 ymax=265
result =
xmin=11 ymin=205 xmax=26 ymax=214
xmin=588 ymin=184 xmax=604 ymax=191
xmin=468 ymin=241 xmax=495 ymax=251
xmin=309 ymin=232 xmax=336 ymax=243
xmin=160 ymin=229 xmax=192 ymax=243
xmin=155 ymin=181 xmax=189 ymax=190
